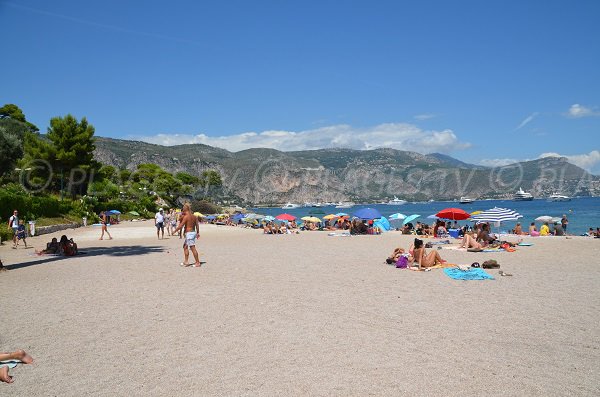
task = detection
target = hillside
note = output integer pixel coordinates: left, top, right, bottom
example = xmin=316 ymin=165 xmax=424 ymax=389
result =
xmin=94 ymin=137 xmax=600 ymax=204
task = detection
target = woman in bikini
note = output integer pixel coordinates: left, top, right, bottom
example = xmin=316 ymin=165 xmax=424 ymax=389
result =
xmin=412 ymin=238 xmax=444 ymax=269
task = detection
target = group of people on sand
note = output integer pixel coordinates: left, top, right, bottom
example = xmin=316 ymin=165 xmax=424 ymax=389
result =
xmin=35 ymin=235 xmax=78 ymax=256
xmin=263 ymin=220 xmax=300 ymax=234
xmin=154 ymin=208 xmax=182 ymax=240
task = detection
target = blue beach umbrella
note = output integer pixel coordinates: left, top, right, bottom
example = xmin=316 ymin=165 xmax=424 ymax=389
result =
xmin=353 ymin=207 xmax=382 ymax=220
xmin=403 ymin=214 xmax=420 ymax=225
xmin=388 ymin=213 xmax=406 ymax=220
xmin=232 ymin=213 xmax=245 ymax=221
xmin=264 ymin=215 xmax=275 ymax=221
xmin=427 ymin=214 xmax=439 ymax=219
xmin=335 ymin=212 xmax=349 ymax=217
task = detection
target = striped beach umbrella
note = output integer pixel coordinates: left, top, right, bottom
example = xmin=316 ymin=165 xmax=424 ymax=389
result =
xmin=471 ymin=207 xmax=523 ymax=223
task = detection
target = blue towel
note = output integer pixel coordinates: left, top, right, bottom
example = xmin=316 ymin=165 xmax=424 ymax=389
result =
xmin=444 ymin=268 xmax=495 ymax=280
xmin=518 ymin=242 xmax=533 ymax=246
xmin=0 ymin=360 xmax=21 ymax=369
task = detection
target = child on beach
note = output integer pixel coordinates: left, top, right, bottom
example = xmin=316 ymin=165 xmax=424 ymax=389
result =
xmin=16 ymin=220 xmax=27 ymax=248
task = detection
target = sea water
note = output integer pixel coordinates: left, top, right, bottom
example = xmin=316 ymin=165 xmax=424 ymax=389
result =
xmin=252 ymin=197 xmax=600 ymax=236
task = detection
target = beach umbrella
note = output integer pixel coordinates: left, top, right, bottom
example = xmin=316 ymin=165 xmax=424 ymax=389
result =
xmin=353 ymin=207 xmax=382 ymax=220
xmin=335 ymin=212 xmax=349 ymax=217
xmin=403 ymin=214 xmax=420 ymax=225
xmin=427 ymin=214 xmax=439 ymax=219
xmin=323 ymin=214 xmax=338 ymax=220
xmin=194 ymin=212 xmax=205 ymax=217
xmin=127 ymin=211 xmax=140 ymax=216
xmin=241 ymin=217 xmax=258 ymax=224
xmin=470 ymin=210 xmax=482 ymax=215
xmin=107 ymin=210 xmax=121 ymax=216
xmin=388 ymin=213 xmax=406 ymax=220
xmin=535 ymin=215 xmax=553 ymax=223
xmin=232 ymin=213 xmax=245 ymax=221
xmin=264 ymin=215 xmax=275 ymax=221
xmin=245 ymin=213 xmax=264 ymax=220
xmin=436 ymin=208 xmax=470 ymax=221
xmin=306 ymin=216 xmax=321 ymax=223
xmin=205 ymin=215 xmax=216 ymax=220
xmin=276 ymin=213 xmax=296 ymax=221
xmin=472 ymin=207 xmax=523 ymax=223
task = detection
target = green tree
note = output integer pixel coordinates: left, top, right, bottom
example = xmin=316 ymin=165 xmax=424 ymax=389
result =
xmin=0 ymin=103 xmax=39 ymax=132
xmin=0 ymin=118 xmax=28 ymax=177
xmin=45 ymin=114 xmax=97 ymax=197
xmin=200 ymin=170 xmax=222 ymax=187
xmin=175 ymin=171 xmax=200 ymax=185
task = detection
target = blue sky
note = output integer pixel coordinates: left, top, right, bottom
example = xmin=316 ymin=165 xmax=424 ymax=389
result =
xmin=2 ymin=0 xmax=599 ymax=173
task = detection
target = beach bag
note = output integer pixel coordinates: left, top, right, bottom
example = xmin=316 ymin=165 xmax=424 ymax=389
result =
xmin=482 ymin=260 xmax=499 ymax=269
xmin=396 ymin=255 xmax=409 ymax=268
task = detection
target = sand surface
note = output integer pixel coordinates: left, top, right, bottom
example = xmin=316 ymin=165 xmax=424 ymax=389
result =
xmin=1 ymin=221 xmax=599 ymax=396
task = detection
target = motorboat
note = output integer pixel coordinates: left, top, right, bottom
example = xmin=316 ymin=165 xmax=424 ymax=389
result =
xmin=282 ymin=202 xmax=301 ymax=209
xmin=384 ymin=196 xmax=407 ymax=205
xmin=334 ymin=202 xmax=354 ymax=209
xmin=513 ymin=188 xmax=534 ymax=201
xmin=548 ymin=193 xmax=571 ymax=202
xmin=459 ymin=196 xmax=475 ymax=204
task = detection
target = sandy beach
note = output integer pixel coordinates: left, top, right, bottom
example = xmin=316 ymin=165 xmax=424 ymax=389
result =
xmin=1 ymin=221 xmax=599 ymax=396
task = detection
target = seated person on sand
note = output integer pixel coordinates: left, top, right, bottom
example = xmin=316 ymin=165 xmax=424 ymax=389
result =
xmin=435 ymin=221 xmax=448 ymax=237
xmin=553 ymin=222 xmax=565 ymax=236
xmin=0 ymin=349 xmax=34 ymax=384
xmin=59 ymin=235 xmax=78 ymax=256
xmin=411 ymin=238 xmax=444 ymax=269
xmin=529 ymin=222 xmax=540 ymax=236
xmin=460 ymin=224 xmax=494 ymax=249
xmin=36 ymin=237 xmax=60 ymax=255
xmin=540 ymin=222 xmax=551 ymax=236
xmin=513 ymin=222 xmax=525 ymax=235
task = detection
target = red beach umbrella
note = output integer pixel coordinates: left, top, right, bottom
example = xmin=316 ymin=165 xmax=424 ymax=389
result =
xmin=435 ymin=208 xmax=471 ymax=221
xmin=275 ymin=213 xmax=296 ymax=221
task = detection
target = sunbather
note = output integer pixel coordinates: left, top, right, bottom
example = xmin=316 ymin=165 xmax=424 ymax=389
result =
xmin=35 ymin=237 xmax=60 ymax=255
xmin=412 ymin=238 xmax=444 ymax=269
xmin=0 ymin=349 xmax=34 ymax=384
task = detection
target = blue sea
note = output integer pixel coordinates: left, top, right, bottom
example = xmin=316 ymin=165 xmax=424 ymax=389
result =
xmin=252 ymin=197 xmax=600 ymax=235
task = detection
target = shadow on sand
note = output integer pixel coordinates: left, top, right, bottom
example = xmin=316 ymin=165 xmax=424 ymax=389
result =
xmin=5 ymin=245 xmax=166 ymax=271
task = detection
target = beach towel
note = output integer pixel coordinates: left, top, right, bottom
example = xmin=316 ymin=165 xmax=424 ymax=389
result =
xmin=327 ymin=233 xmax=351 ymax=237
xmin=428 ymin=240 xmax=451 ymax=245
xmin=518 ymin=242 xmax=534 ymax=246
xmin=0 ymin=360 xmax=21 ymax=369
xmin=444 ymin=268 xmax=495 ymax=280
xmin=482 ymin=248 xmax=506 ymax=252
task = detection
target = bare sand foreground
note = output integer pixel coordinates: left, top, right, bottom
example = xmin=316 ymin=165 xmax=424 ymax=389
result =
xmin=1 ymin=221 xmax=599 ymax=396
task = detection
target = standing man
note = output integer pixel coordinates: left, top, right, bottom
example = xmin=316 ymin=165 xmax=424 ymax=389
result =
xmin=561 ymin=214 xmax=569 ymax=235
xmin=174 ymin=203 xmax=201 ymax=267
xmin=155 ymin=208 xmax=165 ymax=239
xmin=7 ymin=210 xmax=19 ymax=249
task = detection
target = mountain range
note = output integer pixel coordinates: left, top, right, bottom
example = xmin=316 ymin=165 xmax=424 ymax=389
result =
xmin=94 ymin=137 xmax=600 ymax=205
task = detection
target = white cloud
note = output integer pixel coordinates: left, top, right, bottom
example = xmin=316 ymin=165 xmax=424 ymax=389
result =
xmin=414 ymin=113 xmax=437 ymax=120
xmin=477 ymin=158 xmax=520 ymax=167
xmin=566 ymin=104 xmax=600 ymax=118
xmin=139 ymin=123 xmax=471 ymax=154
xmin=515 ymin=112 xmax=539 ymax=130
xmin=539 ymin=150 xmax=600 ymax=172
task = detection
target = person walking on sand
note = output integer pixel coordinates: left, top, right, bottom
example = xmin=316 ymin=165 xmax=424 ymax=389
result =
xmin=0 ymin=349 xmax=34 ymax=384
xmin=561 ymin=214 xmax=569 ymax=235
xmin=99 ymin=211 xmax=113 ymax=240
xmin=7 ymin=210 xmax=19 ymax=249
xmin=174 ymin=203 xmax=201 ymax=267
xmin=155 ymin=208 xmax=165 ymax=239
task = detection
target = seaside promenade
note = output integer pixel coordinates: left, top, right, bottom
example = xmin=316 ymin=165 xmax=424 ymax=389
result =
xmin=1 ymin=221 xmax=599 ymax=396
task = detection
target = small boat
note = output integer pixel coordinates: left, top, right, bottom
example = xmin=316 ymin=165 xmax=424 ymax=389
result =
xmin=385 ymin=196 xmax=407 ymax=205
xmin=513 ymin=187 xmax=534 ymax=201
xmin=334 ymin=202 xmax=354 ymax=209
xmin=282 ymin=202 xmax=301 ymax=209
xmin=459 ymin=196 xmax=475 ymax=204
xmin=548 ymin=193 xmax=571 ymax=202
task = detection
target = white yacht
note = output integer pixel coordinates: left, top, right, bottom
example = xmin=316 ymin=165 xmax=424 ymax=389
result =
xmin=334 ymin=202 xmax=355 ymax=209
xmin=385 ymin=196 xmax=407 ymax=205
xmin=459 ymin=196 xmax=475 ymax=204
xmin=548 ymin=193 xmax=571 ymax=202
xmin=282 ymin=202 xmax=301 ymax=209
xmin=513 ymin=188 xmax=534 ymax=201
